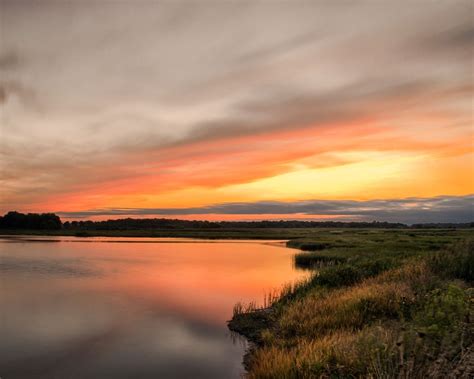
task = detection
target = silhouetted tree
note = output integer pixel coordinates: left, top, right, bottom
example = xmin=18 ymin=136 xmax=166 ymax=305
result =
xmin=1 ymin=211 xmax=471 ymax=231
xmin=0 ymin=211 xmax=62 ymax=230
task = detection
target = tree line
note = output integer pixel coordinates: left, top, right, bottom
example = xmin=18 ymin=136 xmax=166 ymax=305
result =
xmin=1 ymin=211 xmax=472 ymax=230
xmin=63 ymin=218 xmax=409 ymax=230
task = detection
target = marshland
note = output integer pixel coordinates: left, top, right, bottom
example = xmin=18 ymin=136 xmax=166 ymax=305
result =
xmin=1 ymin=215 xmax=473 ymax=378
xmin=230 ymin=228 xmax=474 ymax=378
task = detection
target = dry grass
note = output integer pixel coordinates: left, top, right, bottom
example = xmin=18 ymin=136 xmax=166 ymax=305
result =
xmin=249 ymin=327 xmax=399 ymax=379
xmin=242 ymin=245 xmax=473 ymax=378
xmin=276 ymin=261 xmax=433 ymax=341
xmin=278 ymin=280 xmax=414 ymax=339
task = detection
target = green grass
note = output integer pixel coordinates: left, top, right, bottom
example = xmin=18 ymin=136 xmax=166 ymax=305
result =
xmin=2 ymin=226 xmax=472 ymax=241
xmin=229 ymin=229 xmax=474 ymax=378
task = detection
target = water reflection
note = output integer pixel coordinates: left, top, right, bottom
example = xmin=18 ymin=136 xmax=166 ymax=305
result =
xmin=0 ymin=237 xmax=308 ymax=378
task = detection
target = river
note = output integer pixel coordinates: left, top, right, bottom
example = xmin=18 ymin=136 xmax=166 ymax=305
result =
xmin=0 ymin=236 xmax=308 ymax=378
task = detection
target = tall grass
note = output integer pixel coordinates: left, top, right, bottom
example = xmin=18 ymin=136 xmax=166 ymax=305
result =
xmin=231 ymin=232 xmax=474 ymax=378
xmin=428 ymin=239 xmax=474 ymax=282
xmin=294 ymin=251 xmax=345 ymax=269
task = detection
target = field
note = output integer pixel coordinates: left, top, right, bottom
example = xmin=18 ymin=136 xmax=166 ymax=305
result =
xmin=0 ymin=227 xmax=332 ymax=239
xmin=229 ymin=228 xmax=474 ymax=378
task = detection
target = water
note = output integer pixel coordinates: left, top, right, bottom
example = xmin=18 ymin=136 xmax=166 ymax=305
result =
xmin=0 ymin=236 xmax=308 ymax=378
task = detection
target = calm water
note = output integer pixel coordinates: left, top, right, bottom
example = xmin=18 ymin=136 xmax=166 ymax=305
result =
xmin=0 ymin=236 xmax=308 ymax=379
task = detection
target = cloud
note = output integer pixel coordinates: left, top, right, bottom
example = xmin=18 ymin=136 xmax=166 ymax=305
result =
xmin=0 ymin=49 xmax=22 ymax=70
xmin=0 ymin=80 xmax=38 ymax=106
xmin=58 ymin=195 xmax=474 ymax=224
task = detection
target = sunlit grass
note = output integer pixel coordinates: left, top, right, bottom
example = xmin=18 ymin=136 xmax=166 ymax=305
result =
xmin=230 ymin=231 xmax=474 ymax=378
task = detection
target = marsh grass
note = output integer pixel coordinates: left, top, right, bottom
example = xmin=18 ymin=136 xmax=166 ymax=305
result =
xmin=429 ymin=239 xmax=474 ymax=282
xmin=233 ymin=301 xmax=259 ymax=316
xmin=232 ymin=276 xmax=319 ymax=317
xmin=294 ymin=251 xmax=346 ymax=270
xmin=230 ymin=230 xmax=474 ymax=378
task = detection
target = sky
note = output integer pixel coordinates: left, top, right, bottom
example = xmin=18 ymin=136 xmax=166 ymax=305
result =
xmin=0 ymin=1 xmax=473 ymax=223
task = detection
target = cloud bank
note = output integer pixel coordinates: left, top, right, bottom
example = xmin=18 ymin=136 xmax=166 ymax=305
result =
xmin=58 ymin=195 xmax=474 ymax=224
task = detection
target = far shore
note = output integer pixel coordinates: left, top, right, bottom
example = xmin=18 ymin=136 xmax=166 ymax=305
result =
xmin=1 ymin=226 xmax=472 ymax=241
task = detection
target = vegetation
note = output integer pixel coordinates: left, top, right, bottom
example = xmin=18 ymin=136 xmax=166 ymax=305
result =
xmin=229 ymin=231 xmax=474 ymax=378
xmin=0 ymin=211 xmax=61 ymax=230
xmin=1 ymin=211 xmax=472 ymax=240
xmin=62 ymin=218 xmax=410 ymax=230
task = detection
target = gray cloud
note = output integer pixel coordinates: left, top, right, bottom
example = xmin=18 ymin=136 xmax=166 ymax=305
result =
xmin=0 ymin=80 xmax=38 ymax=107
xmin=58 ymin=195 xmax=474 ymax=224
xmin=0 ymin=49 xmax=22 ymax=70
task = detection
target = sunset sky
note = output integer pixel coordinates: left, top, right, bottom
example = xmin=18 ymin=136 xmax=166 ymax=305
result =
xmin=1 ymin=1 xmax=473 ymax=223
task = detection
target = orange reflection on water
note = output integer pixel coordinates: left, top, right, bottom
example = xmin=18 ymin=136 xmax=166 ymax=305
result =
xmin=79 ymin=239 xmax=308 ymax=324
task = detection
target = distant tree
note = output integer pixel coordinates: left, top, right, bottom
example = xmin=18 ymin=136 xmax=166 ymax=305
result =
xmin=38 ymin=213 xmax=62 ymax=229
xmin=1 ymin=211 xmax=471 ymax=231
xmin=0 ymin=211 xmax=62 ymax=230
xmin=1 ymin=211 xmax=27 ymax=228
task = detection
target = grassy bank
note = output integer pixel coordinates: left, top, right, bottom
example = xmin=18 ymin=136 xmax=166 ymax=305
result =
xmin=229 ymin=229 xmax=473 ymax=378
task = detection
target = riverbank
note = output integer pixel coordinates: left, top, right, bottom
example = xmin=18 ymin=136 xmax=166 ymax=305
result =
xmin=229 ymin=229 xmax=474 ymax=378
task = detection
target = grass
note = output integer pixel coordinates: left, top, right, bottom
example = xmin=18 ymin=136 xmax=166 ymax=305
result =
xmin=2 ymin=226 xmax=472 ymax=242
xmin=229 ymin=229 xmax=474 ymax=378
